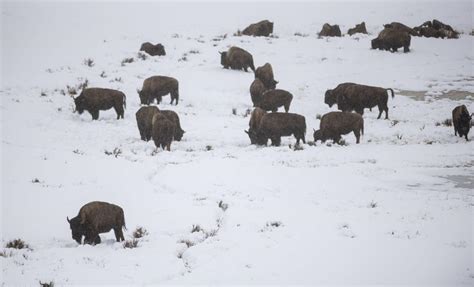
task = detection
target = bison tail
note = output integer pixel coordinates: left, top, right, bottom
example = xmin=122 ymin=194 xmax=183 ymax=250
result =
xmin=387 ymin=88 xmax=395 ymax=99
xmin=361 ymin=118 xmax=365 ymax=135
xmin=123 ymin=94 xmax=127 ymax=109
xmin=250 ymin=62 xmax=256 ymax=73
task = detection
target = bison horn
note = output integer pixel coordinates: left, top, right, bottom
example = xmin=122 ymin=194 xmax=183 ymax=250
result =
xmin=313 ymin=128 xmax=316 ymax=132
xmin=244 ymin=130 xmax=249 ymax=134
xmin=67 ymin=216 xmax=70 ymax=223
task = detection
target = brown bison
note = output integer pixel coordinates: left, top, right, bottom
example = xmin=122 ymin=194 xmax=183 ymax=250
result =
xmin=138 ymin=76 xmax=179 ymax=105
xmin=67 ymin=201 xmax=125 ymax=245
xmin=140 ymin=42 xmax=166 ymax=56
xmin=347 ymin=22 xmax=368 ymax=36
xmin=74 ymin=88 xmax=126 ymax=120
xmin=250 ymin=78 xmax=267 ymax=107
xmin=136 ymin=106 xmax=160 ymax=141
xmin=220 ymin=46 xmax=255 ymax=72
xmin=246 ymin=113 xmax=306 ymax=146
xmin=246 ymin=108 xmax=267 ymax=144
xmin=256 ymin=89 xmax=293 ymax=112
xmin=452 ymin=105 xmax=472 ymax=141
xmin=313 ymin=112 xmax=364 ymax=144
xmin=152 ymin=112 xmax=176 ymax=151
xmin=160 ymin=110 xmax=185 ymax=141
xmin=319 ymin=23 xmax=342 ymax=37
xmin=414 ymin=19 xmax=459 ymax=39
xmin=325 ymin=83 xmax=395 ymax=119
xmin=255 ymin=63 xmax=278 ymax=89
xmin=371 ymin=28 xmax=411 ymax=53
xmin=242 ymin=20 xmax=274 ymax=37
xmin=384 ymin=22 xmax=418 ymax=36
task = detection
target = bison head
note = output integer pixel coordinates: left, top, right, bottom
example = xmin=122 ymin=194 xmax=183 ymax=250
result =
xmin=245 ymin=129 xmax=266 ymax=145
xmin=313 ymin=129 xmax=324 ymax=142
xmin=175 ymin=128 xmax=185 ymax=141
xmin=67 ymin=216 xmax=86 ymax=244
xmin=324 ymin=90 xmax=336 ymax=107
xmin=137 ymin=89 xmax=148 ymax=105
xmin=269 ymin=79 xmax=278 ymax=89
xmin=371 ymin=38 xmax=381 ymax=50
xmin=74 ymin=96 xmax=85 ymax=114
xmin=220 ymin=51 xmax=228 ymax=67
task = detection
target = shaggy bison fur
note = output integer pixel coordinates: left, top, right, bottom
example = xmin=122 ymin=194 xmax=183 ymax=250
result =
xmin=242 ymin=20 xmax=274 ymax=37
xmin=452 ymin=105 xmax=472 ymax=141
xmin=160 ymin=110 xmax=185 ymax=141
xmin=325 ymin=83 xmax=395 ymax=119
xmin=67 ymin=201 xmax=126 ymax=245
xmin=371 ymin=28 xmax=411 ymax=53
xmin=384 ymin=22 xmax=419 ymax=36
xmin=136 ymin=106 xmax=160 ymax=141
xmin=140 ymin=42 xmax=166 ymax=56
xmin=138 ymin=76 xmax=179 ymax=105
xmin=247 ymin=113 xmax=306 ymax=146
xmin=152 ymin=112 xmax=176 ymax=151
xmin=414 ymin=19 xmax=459 ymax=39
xmin=74 ymin=88 xmax=126 ymax=120
xmin=319 ymin=23 xmax=342 ymax=37
xmin=256 ymin=89 xmax=293 ymax=112
xmin=255 ymin=63 xmax=278 ymax=89
xmin=313 ymin=112 xmax=364 ymax=144
xmin=250 ymin=78 xmax=267 ymax=107
xmin=347 ymin=22 xmax=368 ymax=36
xmin=246 ymin=107 xmax=267 ymax=144
xmin=220 ymin=46 xmax=255 ymax=72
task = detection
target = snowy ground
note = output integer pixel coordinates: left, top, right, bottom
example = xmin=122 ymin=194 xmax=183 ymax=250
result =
xmin=1 ymin=1 xmax=473 ymax=286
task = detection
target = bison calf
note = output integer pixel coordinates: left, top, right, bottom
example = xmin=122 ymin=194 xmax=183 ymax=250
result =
xmin=256 ymin=89 xmax=293 ymax=113
xmin=138 ymin=76 xmax=179 ymax=105
xmin=220 ymin=46 xmax=255 ymax=72
xmin=67 ymin=201 xmax=126 ymax=245
xmin=136 ymin=106 xmax=160 ymax=141
xmin=140 ymin=42 xmax=166 ymax=56
xmin=74 ymin=88 xmax=126 ymax=120
xmin=313 ymin=112 xmax=364 ymax=144
xmin=452 ymin=105 xmax=472 ymax=141
xmin=255 ymin=63 xmax=278 ymax=89
xmin=152 ymin=112 xmax=176 ymax=151
xmin=246 ymin=112 xmax=306 ymax=146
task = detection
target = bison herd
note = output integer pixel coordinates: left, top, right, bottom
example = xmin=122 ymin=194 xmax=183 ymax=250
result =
xmin=67 ymin=19 xmax=471 ymax=244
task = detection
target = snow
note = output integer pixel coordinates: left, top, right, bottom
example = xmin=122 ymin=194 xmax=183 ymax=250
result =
xmin=1 ymin=1 xmax=473 ymax=285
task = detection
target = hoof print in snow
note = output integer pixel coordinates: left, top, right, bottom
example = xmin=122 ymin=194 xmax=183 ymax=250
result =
xmin=260 ymin=221 xmax=283 ymax=232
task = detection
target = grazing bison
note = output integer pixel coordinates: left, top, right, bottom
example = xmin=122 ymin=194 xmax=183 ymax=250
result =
xmin=347 ymin=22 xmax=368 ymax=36
xmin=246 ymin=113 xmax=306 ymax=146
xmin=67 ymin=201 xmax=125 ymax=245
xmin=414 ymin=19 xmax=459 ymax=39
xmin=256 ymin=89 xmax=293 ymax=113
xmin=242 ymin=20 xmax=274 ymax=37
xmin=313 ymin=112 xmax=364 ymax=144
xmin=255 ymin=63 xmax=278 ymax=89
xmin=384 ymin=22 xmax=418 ymax=36
xmin=136 ymin=106 xmax=160 ymax=141
xmin=74 ymin=88 xmax=126 ymax=120
xmin=452 ymin=105 xmax=472 ymax=141
xmin=152 ymin=112 xmax=176 ymax=151
xmin=138 ymin=76 xmax=179 ymax=105
xmin=325 ymin=83 xmax=395 ymax=119
xmin=371 ymin=28 xmax=411 ymax=53
xmin=250 ymin=78 xmax=267 ymax=107
xmin=319 ymin=23 xmax=342 ymax=37
xmin=160 ymin=110 xmax=185 ymax=141
xmin=220 ymin=46 xmax=255 ymax=72
xmin=246 ymin=107 xmax=267 ymax=144
xmin=140 ymin=42 xmax=166 ymax=56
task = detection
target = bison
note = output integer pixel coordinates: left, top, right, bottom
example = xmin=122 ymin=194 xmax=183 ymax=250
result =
xmin=160 ymin=110 xmax=185 ymax=141
xmin=220 ymin=46 xmax=255 ymax=72
xmin=414 ymin=19 xmax=459 ymax=39
xmin=152 ymin=112 xmax=176 ymax=151
xmin=255 ymin=63 xmax=278 ymax=89
xmin=140 ymin=42 xmax=166 ymax=56
xmin=246 ymin=112 xmax=306 ymax=146
xmin=452 ymin=105 xmax=472 ymax=141
xmin=347 ymin=22 xmax=368 ymax=36
xmin=242 ymin=20 xmax=274 ymax=37
xmin=255 ymin=89 xmax=293 ymax=112
xmin=383 ymin=22 xmax=418 ymax=36
xmin=313 ymin=112 xmax=364 ymax=144
xmin=371 ymin=28 xmax=411 ymax=53
xmin=246 ymin=107 xmax=267 ymax=144
xmin=67 ymin=201 xmax=125 ymax=245
xmin=74 ymin=88 xmax=126 ymax=120
xmin=319 ymin=23 xmax=342 ymax=37
xmin=250 ymin=78 xmax=267 ymax=107
xmin=325 ymin=83 xmax=395 ymax=119
xmin=136 ymin=106 xmax=160 ymax=141
xmin=138 ymin=76 xmax=179 ymax=105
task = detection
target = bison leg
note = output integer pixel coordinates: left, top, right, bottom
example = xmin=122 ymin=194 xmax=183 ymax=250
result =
xmin=166 ymin=143 xmax=171 ymax=151
xmin=404 ymin=46 xmax=410 ymax=53
xmin=114 ymin=105 xmax=124 ymax=119
xmin=271 ymin=137 xmax=281 ymax=146
xmin=377 ymin=108 xmax=383 ymax=119
xmin=272 ymin=108 xmax=277 ymax=113
xmin=284 ymin=103 xmax=290 ymax=113
xmin=90 ymin=110 xmax=99 ymax=120
xmin=354 ymin=129 xmax=361 ymax=144
xmin=385 ymin=107 xmax=389 ymax=119
xmin=114 ymin=228 xmax=124 ymax=242
xmin=454 ymin=126 xmax=457 ymax=136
